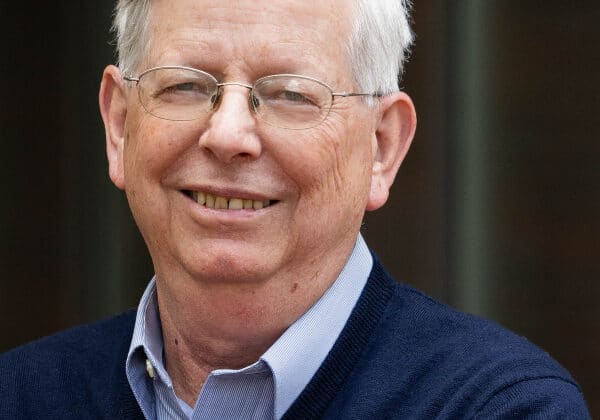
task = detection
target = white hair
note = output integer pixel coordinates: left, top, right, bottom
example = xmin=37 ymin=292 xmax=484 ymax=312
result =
xmin=348 ymin=0 xmax=413 ymax=94
xmin=112 ymin=0 xmax=413 ymax=94
xmin=112 ymin=0 xmax=151 ymax=77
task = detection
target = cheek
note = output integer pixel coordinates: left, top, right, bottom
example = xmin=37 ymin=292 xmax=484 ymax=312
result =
xmin=278 ymin=131 xmax=343 ymax=195
xmin=324 ymin=118 xmax=375 ymax=212
xmin=122 ymin=118 xmax=193 ymax=232
xmin=276 ymin=118 xmax=374 ymax=205
xmin=123 ymin=117 xmax=192 ymax=185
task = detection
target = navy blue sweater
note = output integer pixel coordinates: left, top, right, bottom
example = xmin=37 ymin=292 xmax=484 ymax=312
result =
xmin=0 ymin=258 xmax=590 ymax=419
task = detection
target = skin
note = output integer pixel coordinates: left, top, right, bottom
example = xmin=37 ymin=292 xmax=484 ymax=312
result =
xmin=99 ymin=0 xmax=416 ymax=407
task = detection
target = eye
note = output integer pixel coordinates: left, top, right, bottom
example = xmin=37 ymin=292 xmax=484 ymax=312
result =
xmin=280 ymin=90 xmax=309 ymax=103
xmin=149 ymin=77 xmax=216 ymax=103
xmin=267 ymin=89 xmax=319 ymax=108
xmin=254 ymin=76 xmax=327 ymax=111
xmin=157 ymin=81 xmax=209 ymax=97
xmin=166 ymin=82 xmax=200 ymax=92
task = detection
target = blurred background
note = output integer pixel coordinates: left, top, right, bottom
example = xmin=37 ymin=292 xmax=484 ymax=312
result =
xmin=1 ymin=1 xmax=598 ymax=415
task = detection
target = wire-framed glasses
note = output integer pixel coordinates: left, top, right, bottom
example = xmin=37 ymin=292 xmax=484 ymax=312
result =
xmin=123 ymin=66 xmax=379 ymax=130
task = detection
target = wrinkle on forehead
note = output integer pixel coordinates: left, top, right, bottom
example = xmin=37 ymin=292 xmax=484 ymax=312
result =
xmin=147 ymin=0 xmax=354 ymax=82
xmin=151 ymin=0 xmax=349 ymax=26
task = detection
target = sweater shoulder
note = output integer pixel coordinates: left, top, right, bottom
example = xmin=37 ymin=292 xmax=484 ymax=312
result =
xmin=309 ymin=259 xmax=591 ymax=418
xmin=339 ymin=263 xmax=588 ymax=417
xmin=0 ymin=310 xmax=137 ymax=418
xmin=0 ymin=309 xmax=136 ymax=365
xmin=385 ymin=279 xmax=575 ymax=381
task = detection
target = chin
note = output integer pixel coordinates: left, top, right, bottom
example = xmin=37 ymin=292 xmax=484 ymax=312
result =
xmin=180 ymin=246 xmax=280 ymax=285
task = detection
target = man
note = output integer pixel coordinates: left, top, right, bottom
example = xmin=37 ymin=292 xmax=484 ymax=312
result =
xmin=0 ymin=0 xmax=590 ymax=418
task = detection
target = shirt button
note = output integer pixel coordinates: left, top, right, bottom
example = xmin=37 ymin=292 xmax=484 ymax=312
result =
xmin=146 ymin=358 xmax=156 ymax=379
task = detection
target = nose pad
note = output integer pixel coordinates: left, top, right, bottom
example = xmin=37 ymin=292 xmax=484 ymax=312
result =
xmin=210 ymin=88 xmax=223 ymax=110
xmin=210 ymin=84 xmax=256 ymax=116
xmin=198 ymin=83 xmax=262 ymax=163
xmin=249 ymin=93 xmax=260 ymax=112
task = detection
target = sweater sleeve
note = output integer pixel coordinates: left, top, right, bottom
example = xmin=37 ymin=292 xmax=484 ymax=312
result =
xmin=474 ymin=377 xmax=591 ymax=419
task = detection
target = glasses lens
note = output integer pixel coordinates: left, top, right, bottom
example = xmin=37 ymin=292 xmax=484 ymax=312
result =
xmin=253 ymin=75 xmax=332 ymax=129
xmin=137 ymin=67 xmax=217 ymax=121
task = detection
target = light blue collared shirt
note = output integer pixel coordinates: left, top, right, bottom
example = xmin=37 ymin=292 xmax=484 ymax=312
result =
xmin=126 ymin=234 xmax=373 ymax=419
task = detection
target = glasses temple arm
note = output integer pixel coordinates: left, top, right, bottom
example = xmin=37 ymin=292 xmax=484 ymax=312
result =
xmin=332 ymin=92 xmax=383 ymax=98
xmin=123 ymin=75 xmax=140 ymax=82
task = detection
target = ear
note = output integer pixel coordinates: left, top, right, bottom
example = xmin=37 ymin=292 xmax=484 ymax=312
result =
xmin=366 ymin=92 xmax=416 ymax=211
xmin=99 ymin=65 xmax=128 ymax=190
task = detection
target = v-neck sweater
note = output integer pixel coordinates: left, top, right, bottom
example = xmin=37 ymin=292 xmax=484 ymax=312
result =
xmin=0 ymin=255 xmax=590 ymax=419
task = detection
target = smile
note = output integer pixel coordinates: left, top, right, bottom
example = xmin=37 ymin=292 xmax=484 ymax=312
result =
xmin=183 ymin=190 xmax=275 ymax=210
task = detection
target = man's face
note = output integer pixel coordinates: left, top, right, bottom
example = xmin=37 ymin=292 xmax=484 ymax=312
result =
xmin=111 ymin=0 xmax=383 ymax=285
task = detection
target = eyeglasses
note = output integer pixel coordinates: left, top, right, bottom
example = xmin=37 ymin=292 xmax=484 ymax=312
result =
xmin=123 ymin=66 xmax=379 ymax=130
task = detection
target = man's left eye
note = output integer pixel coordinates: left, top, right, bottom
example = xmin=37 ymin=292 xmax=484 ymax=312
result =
xmin=281 ymin=90 xmax=308 ymax=102
xmin=172 ymin=82 xmax=198 ymax=91
xmin=259 ymin=86 xmax=320 ymax=108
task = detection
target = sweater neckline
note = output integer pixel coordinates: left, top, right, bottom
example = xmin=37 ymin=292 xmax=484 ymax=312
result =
xmin=281 ymin=256 xmax=394 ymax=419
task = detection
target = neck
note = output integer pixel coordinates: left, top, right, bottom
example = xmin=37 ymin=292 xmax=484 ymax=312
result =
xmin=155 ymin=241 xmax=355 ymax=407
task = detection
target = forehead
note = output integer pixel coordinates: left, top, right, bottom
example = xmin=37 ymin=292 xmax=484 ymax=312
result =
xmin=146 ymin=0 xmax=354 ymax=80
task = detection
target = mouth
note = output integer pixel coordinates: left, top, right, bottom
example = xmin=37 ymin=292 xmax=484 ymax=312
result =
xmin=183 ymin=190 xmax=277 ymax=210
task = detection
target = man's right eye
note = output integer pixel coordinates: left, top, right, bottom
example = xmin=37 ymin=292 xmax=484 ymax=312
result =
xmin=153 ymin=81 xmax=211 ymax=101
xmin=163 ymin=82 xmax=203 ymax=93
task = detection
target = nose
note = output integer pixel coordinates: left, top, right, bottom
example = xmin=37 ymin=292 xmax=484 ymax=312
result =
xmin=197 ymin=84 xmax=262 ymax=164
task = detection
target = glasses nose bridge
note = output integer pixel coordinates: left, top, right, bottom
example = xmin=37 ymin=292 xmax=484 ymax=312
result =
xmin=213 ymin=81 xmax=255 ymax=113
xmin=217 ymin=81 xmax=253 ymax=90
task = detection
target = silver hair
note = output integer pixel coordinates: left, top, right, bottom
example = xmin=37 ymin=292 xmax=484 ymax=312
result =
xmin=112 ymin=0 xmax=413 ymax=94
xmin=349 ymin=0 xmax=413 ymax=94
xmin=112 ymin=0 xmax=151 ymax=77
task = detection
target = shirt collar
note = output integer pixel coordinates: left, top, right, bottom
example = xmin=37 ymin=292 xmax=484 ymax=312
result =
xmin=125 ymin=277 xmax=164 ymax=420
xmin=262 ymin=233 xmax=372 ymax=418
xmin=126 ymin=233 xmax=372 ymax=419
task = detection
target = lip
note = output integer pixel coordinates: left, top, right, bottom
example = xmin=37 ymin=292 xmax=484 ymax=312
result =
xmin=177 ymin=185 xmax=280 ymax=220
xmin=180 ymin=184 xmax=275 ymax=203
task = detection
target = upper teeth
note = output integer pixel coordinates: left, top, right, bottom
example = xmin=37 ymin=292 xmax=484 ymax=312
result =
xmin=191 ymin=191 xmax=270 ymax=210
